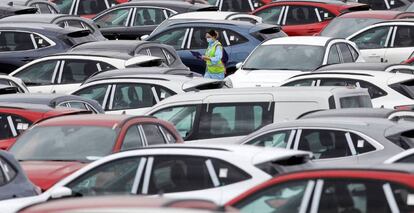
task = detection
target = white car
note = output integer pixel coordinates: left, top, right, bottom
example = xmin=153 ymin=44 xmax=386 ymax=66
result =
xmin=0 ymin=145 xmax=312 ymax=212
xmin=225 ymin=36 xmax=364 ymax=88
xmin=281 ymin=70 xmax=414 ymax=109
xmin=71 ymin=67 xmax=225 ymax=115
xmin=9 ymin=52 xmax=162 ymax=94
xmin=348 ymin=19 xmax=414 ymax=63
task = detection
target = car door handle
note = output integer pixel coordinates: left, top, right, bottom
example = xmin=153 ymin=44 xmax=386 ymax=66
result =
xmin=21 ymin=57 xmax=33 ymax=62
xmin=368 ymin=54 xmax=380 ymax=58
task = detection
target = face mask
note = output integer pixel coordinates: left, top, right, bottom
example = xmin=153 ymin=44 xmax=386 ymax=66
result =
xmin=207 ymin=38 xmax=213 ymax=44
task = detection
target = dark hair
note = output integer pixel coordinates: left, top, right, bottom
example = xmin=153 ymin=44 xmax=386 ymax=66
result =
xmin=207 ymin=29 xmax=218 ymax=38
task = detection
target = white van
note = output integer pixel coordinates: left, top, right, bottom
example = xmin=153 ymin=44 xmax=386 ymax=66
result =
xmin=145 ymin=87 xmax=372 ymax=142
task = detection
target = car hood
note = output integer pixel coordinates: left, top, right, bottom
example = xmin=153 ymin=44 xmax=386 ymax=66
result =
xmin=21 ymin=161 xmax=87 ymax=191
xmin=228 ymin=69 xmax=306 ymax=88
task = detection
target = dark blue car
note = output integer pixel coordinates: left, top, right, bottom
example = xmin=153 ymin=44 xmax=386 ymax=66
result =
xmin=146 ymin=19 xmax=286 ymax=74
xmin=0 ymin=23 xmax=100 ymax=74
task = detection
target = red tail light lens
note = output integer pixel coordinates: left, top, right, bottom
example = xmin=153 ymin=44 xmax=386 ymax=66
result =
xmin=395 ymin=105 xmax=414 ymax=110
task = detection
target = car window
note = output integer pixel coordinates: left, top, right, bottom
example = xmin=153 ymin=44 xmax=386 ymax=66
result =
xmin=95 ymin=8 xmax=130 ymax=28
xmin=338 ymin=43 xmax=354 ymax=63
xmin=225 ymin=30 xmax=248 ymax=46
xmin=348 ymin=44 xmax=359 ymax=61
xmin=221 ymin=0 xmax=252 ymax=12
xmin=111 ymin=84 xmax=155 ymax=110
xmin=152 ymin=105 xmax=197 ymax=138
xmin=134 ymin=8 xmax=166 ymax=26
xmin=391 ymin=183 xmax=414 ymax=212
xmin=121 ymin=125 xmax=143 ymax=151
xmin=351 ymin=26 xmax=391 ymax=49
xmin=235 ymin=180 xmax=310 ymax=213
xmin=154 ymin=85 xmax=175 ymax=102
xmin=317 ymin=7 xmax=335 ymax=22
xmin=66 ymin=20 xmax=84 ymax=29
xmin=0 ymin=157 xmax=17 ymax=184
xmin=67 ymin=157 xmax=142 ymax=196
xmin=61 ymin=60 xmax=101 ymax=84
xmin=0 ymin=32 xmax=34 ymax=51
xmin=159 ymin=125 xmax=177 ymax=144
xmin=190 ymin=28 xmax=226 ymax=49
xmin=147 ymin=156 xmax=215 ymax=194
xmin=298 ymin=129 xmax=352 ymax=159
xmin=255 ymin=6 xmax=283 ymax=25
xmin=0 ymin=114 xmax=32 ymax=140
xmin=327 ymin=45 xmax=341 ymax=65
xmin=32 ymin=34 xmax=51 ymax=49
xmin=211 ymin=158 xmax=251 ymax=186
xmin=14 ymin=60 xmax=58 ymax=86
xmin=98 ymin=62 xmax=116 ymax=71
xmin=245 ymin=130 xmax=292 ymax=148
xmin=350 ymin=132 xmax=376 ymax=154
xmin=319 ymin=179 xmax=391 ymax=213
xmin=320 ymin=78 xmax=387 ymax=99
xmin=283 ymin=79 xmax=316 ymax=86
xmin=285 ymin=6 xmax=319 ymax=25
xmin=393 ymin=26 xmax=414 ymax=48
xmin=149 ymin=47 xmax=167 ymax=63
xmin=75 ymin=84 xmax=110 ymax=106
xmin=151 ymin=28 xmax=188 ymax=50
xmin=35 ymin=3 xmax=53 ymax=14
xmin=198 ymin=103 xmax=273 ymax=139
xmin=137 ymin=48 xmax=149 ymax=55
xmin=77 ymin=0 xmax=107 ymax=15
xmin=51 ymin=0 xmax=74 ymax=14
xmin=142 ymin=124 xmax=166 ymax=145
xmin=162 ymin=48 xmax=177 ymax=65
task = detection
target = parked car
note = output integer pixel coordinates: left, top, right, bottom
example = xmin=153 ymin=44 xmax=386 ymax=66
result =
xmin=0 ymin=103 xmax=89 ymax=149
xmin=252 ymin=0 xmax=369 ymax=36
xmin=0 ymin=3 xmax=37 ymax=19
xmin=9 ymin=51 xmax=167 ymax=94
xmin=0 ymin=75 xmax=29 ymax=93
xmin=49 ymin=0 xmax=124 ymax=19
xmin=319 ymin=10 xmax=414 ymax=38
xmin=237 ymin=116 xmax=412 ymax=165
xmin=352 ymin=0 xmax=414 ymax=10
xmin=348 ymin=19 xmax=414 ymax=63
xmin=226 ymin=36 xmax=364 ymax=88
xmin=0 ymin=150 xmax=39 ymax=201
xmin=8 ymin=114 xmax=183 ymax=191
xmin=69 ymin=40 xmax=188 ymax=70
xmin=93 ymin=1 xmax=218 ymax=40
xmin=226 ymin=165 xmax=414 ymax=212
xmin=164 ymin=11 xmax=262 ymax=24
xmin=282 ymin=70 xmax=414 ymax=109
xmin=0 ymin=23 xmax=98 ymax=74
xmin=72 ymin=68 xmax=225 ymax=115
xmin=0 ymin=93 xmax=105 ymax=113
xmin=145 ymin=87 xmax=371 ymax=142
xmin=19 ymin=197 xmax=237 ymax=213
xmin=0 ymin=14 xmax=105 ymax=40
xmin=316 ymin=62 xmax=414 ymax=73
xmin=8 ymin=0 xmax=59 ymax=14
xmin=0 ymin=144 xmax=312 ymax=212
xmin=203 ymin=0 xmax=266 ymax=12
xmin=146 ymin=19 xmax=286 ymax=74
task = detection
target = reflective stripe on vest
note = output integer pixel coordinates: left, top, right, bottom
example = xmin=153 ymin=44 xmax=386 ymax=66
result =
xmin=205 ymin=41 xmax=225 ymax=74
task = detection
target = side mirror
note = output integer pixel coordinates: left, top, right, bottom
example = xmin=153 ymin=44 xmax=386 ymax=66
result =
xmin=49 ymin=186 xmax=72 ymax=199
xmin=140 ymin=35 xmax=149 ymax=40
xmin=236 ymin=62 xmax=243 ymax=69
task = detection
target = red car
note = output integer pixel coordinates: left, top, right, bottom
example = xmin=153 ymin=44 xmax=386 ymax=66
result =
xmin=252 ymin=0 xmax=369 ymax=36
xmin=8 ymin=114 xmax=183 ymax=191
xmin=227 ymin=165 xmax=414 ymax=212
xmin=403 ymin=52 xmax=414 ymax=65
xmin=0 ymin=103 xmax=88 ymax=150
xmin=320 ymin=10 xmax=414 ymax=38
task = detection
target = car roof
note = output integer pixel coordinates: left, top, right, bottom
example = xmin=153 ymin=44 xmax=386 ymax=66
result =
xmin=316 ymin=62 xmax=409 ymax=71
xmin=263 ymin=36 xmax=333 ymax=46
xmin=52 ymin=50 xmax=139 ymax=60
xmin=300 ymin=108 xmax=395 ymax=119
xmin=70 ymin=40 xmax=157 ymax=56
xmin=0 ymin=22 xmax=85 ymax=34
xmin=377 ymin=18 xmax=414 ymax=25
xmin=0 ymin=93 xmax=98 ymax=107
xmin=0 ymin=14 xmax=78 ymax=23
xmin=36 ymin=114 xmax=147 ymax=127
xmin=0 ymin=102 xmax=55 ymax=112
xmin=339 ymin=10 xmax=412 ymax=19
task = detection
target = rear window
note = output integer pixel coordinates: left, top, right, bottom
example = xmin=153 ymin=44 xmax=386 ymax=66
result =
xmin=386 ymin=130 xmax=414 ymax=150
xmin=339 ymin=95 xmax=372 ymax=108
xmin=390 ymin=80 xmax=414 ymax=99
xmin=251 ymin=28 xmax=287 ymax=41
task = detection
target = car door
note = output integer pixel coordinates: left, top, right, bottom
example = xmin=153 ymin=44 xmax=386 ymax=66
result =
xmin=385 ymin=25 xmax=414 ymax=63
xmin=127 ymin=7 xmax=172 ymax=40
xmin=292 ymin=128 xmax=358 ymax=164
xmin=11 ymin=59 xmax=60 ymax=93
xmin=349 ymin=25 xmax=393 ymax=63
xmin=94 ymin=7 xmax=133 ymax=40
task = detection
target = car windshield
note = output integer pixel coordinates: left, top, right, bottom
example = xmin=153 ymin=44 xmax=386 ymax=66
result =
xmin=51 ymin=0 xmax=74 ymax=14
xmin=10 ymin=126 xmax=117 ymax=162
xmin=408 ymin=3 xmax=414 ymax=11
xmin=242 ymin=45 xmax=324 ymax=71
xmin=340 ymin=95 xmax=373 ymax=108
xmin=320 ymin=18 xmax=384 ymax=38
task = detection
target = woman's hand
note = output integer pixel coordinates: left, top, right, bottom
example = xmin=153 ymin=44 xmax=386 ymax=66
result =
xmin=202 ymin=56 xmax=210 ymax=61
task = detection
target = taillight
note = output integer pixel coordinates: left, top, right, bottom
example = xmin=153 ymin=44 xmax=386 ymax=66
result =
xmin=395 ymin=105 xmax=414 ymax=110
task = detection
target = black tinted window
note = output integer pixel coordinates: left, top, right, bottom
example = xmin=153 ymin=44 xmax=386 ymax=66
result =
xmin=121 ymin=125 xmax=143 ymax=150
xmin=286 ymin=6 xmax=319 ymax=25
xmin=225 ymin=30 xmax=248 ymax=46
xmin=0 ymin=114 xmax=32 ymax=140
xmin=0 ymin=32 xmax=34 ymax=51
xmin=149 ymin=47 xmax=167 ymax=63
xmin=394 ymin=26 xmax=414 ymax=48
xmin=61 ymin=60 xmax=100 ymax=84
xmin=327 ymin=45 xmax=341 ymax=65
xmin=142 ymin=124 xmax=166 ymax=145
xmin=112 ymin=84 xmax=155 ymax=110
xmin=338 ymin=43 xmax=354 ymax=63
xmin=350 ymin=133 xmax=376 ymax=154
xmin=222 ymin=0 xmax=252 ymax=12
xmin=77 ymin=0 xmax=107 ymax=15
xmin=212 ymin=158 xmax=251 ymax=185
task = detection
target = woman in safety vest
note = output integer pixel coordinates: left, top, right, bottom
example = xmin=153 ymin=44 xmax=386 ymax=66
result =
xmin=202 ymin=30 xmax=225 ymax=80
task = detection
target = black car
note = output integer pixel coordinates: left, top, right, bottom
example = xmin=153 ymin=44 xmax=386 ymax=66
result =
xmin=8 ymin=0 xmax=60 ymax=14
xmin=93 ymin=1 xmax=218 ymax=40
xmin=0 ymin=23 xmax=98 ymax=74
xmin=0 ymin=94 xmax=105 ymax=114
xmin=0 ymin=14 xmax=106 ymax=40
xmin=70 ymin=40 xmax=189 ymax=69
xmin=0 ymin=3 xmax=37 ymax=19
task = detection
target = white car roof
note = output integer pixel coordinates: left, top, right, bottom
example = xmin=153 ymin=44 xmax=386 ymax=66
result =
xmin=263 ymin=36 xmax=335 ymax=46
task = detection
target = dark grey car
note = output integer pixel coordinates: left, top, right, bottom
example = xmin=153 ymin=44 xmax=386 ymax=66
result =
xmin=0 ymin=3 xmax=37 ymax=19
xmin=0 ymin=150 xmax=39 ymax=200
xmin=8 ymin=0 xmax=59 ymax=14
